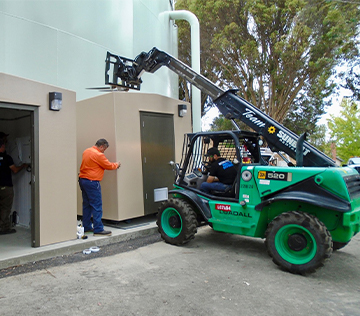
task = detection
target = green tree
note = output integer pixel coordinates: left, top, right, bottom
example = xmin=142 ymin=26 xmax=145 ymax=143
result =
xmin=209 ymin=114 xmax=249 ymax=131
xmin=307 ymin=124 xmax=331 ymax=156
xmin=210 ymin=115 xmax=234 ymax=131
xmin=339 ymin=58 xmax=360 ymax=101
xmin=327 ymin=98 xmax=360 ymax=162
xmin=176 ymin=0 xmax=360 ymax=128
xmin=282 ymin=92 xmax=331 ymax=136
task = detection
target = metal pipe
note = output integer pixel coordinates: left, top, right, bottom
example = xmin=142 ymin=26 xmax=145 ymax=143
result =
xmin=162 ymin=10 xmax=201 ymax=132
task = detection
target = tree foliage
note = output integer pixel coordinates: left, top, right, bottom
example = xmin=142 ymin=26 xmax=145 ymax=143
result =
xmin=327 ymin=98 xmax=360 ymax=162
xmin=339 ymin=58 xmax=360 ymax=101
xmin=209 ymin=114 xmax=249 ymax=131
xmin=307 ymin=124 xmax=331 ymax=157
xmin=175 ymin=0 xmax=360 ymax=130
xmin=210 ymin=114 xmax=234 ymax=131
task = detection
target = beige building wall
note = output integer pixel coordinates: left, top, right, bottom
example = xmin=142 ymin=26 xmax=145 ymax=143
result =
xmin=77 ymin=92 xmax=191 ymax=221
xmin=0 ymin=73 xmax=77 ymax=246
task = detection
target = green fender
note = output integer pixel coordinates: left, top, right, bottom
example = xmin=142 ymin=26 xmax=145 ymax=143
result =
xmin=255 ymin=188 xmax=350 ymax=212
xmin=169 ymin=189 xmax=212 ymax=220
xmin=255 ymin=176 xmax=350 ymax=212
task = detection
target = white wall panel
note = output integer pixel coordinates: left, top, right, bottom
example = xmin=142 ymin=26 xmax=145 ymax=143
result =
xmin=0 ymin=0 xmax=177 ymax=101
xmin=1 ymin=14 xmax=57 ymax=85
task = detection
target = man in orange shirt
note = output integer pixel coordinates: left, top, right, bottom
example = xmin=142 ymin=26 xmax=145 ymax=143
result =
xmin=79 ymin=139 xmax=121 ymax=236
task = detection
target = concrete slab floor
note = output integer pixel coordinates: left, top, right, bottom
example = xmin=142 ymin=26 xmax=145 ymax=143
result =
xmin=0 ymin=215 xmax=158 ymax=270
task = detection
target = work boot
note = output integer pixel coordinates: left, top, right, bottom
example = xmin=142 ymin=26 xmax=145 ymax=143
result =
xmin=0 ymin=228 xmax=16 ymax=235
xmin=94 ymin=230 xmax=112 ymax=236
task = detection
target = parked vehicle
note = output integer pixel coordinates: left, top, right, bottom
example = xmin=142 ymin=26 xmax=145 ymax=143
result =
xmin=347 ymin=157 xmax=360 ymax=174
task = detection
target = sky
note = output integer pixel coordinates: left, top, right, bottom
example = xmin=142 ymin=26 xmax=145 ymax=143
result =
xmin=201 ymin=106 xmax=220 ymax=131
xmin=318 ymin=88 xmax=352 ymax=126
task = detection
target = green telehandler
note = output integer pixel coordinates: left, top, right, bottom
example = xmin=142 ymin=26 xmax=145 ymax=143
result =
xmin=105 ymin=48 xmax=360 ymax=274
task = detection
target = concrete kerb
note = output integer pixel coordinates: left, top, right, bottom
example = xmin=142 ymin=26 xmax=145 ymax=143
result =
xmin=0 ymin=226 xmax=158 ymax=270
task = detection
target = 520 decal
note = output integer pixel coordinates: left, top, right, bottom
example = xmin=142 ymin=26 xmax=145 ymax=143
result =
xmin=257 ymin=171 xmax=292 ymax=181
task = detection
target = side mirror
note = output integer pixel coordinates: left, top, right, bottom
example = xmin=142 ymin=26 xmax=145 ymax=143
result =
xmin=169 ymin=161 xmax=180 ymax=177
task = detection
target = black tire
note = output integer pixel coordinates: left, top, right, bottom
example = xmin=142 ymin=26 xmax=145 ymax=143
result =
xmin=157 ymin=198 xmax=197 ymax=245
xmin=333 ymin=241 xmax=349 ymax=251
xmin=265 ymin=211 xmax=333 ymax=275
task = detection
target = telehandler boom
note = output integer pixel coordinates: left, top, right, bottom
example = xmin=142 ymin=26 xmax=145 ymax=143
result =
xmin=105 ymin=47 xmax=336 ymax=167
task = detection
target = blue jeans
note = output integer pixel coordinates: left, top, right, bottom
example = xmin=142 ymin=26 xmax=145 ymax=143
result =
xmin=200 ymin=182 xmax=230 ymax=194
xmin=78 ymin=178 xmax=104 ymax=233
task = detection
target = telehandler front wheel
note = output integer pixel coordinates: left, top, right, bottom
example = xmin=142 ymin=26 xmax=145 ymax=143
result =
xmin=157 ymin=198 xmax=197 ymax=245
xmin=265 ymin=211 xmax=333 ymax=275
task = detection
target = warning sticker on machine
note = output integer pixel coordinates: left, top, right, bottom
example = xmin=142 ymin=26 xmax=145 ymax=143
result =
xmin=215 ymin=204 xmax=231 ymax=212
xmin=258 ymin=171 xmax=292 ymax=181
xmin=259 ymin=179 xmax=270 ymax=185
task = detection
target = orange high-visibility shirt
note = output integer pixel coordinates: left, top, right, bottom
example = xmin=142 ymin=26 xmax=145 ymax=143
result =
xmin=79 ymin=146 xmax=118 ymax=181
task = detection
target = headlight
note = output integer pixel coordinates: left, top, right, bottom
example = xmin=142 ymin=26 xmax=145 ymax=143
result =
xmin=241 ymin=170 xmax=252 ymax=181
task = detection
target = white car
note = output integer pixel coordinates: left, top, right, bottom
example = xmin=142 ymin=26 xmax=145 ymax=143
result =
xmin=347 ymin=157 xmax=360 ymax=173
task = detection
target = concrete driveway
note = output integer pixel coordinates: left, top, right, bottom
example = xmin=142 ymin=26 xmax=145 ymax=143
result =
xmin=0 ymin=226 xmax=359 ymax=316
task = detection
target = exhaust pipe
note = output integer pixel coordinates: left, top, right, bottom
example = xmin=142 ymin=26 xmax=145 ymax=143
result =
xmin=296 ymin=132 xmax=307 ymax=167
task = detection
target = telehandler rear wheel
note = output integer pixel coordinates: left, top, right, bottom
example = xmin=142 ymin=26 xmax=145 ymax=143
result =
xmin=157 ymin=198 xmax=197 ymax=245
xmin=265 ymin=211 xmax=332 ymax=275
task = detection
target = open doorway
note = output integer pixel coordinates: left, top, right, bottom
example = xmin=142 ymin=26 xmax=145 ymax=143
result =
xmin=0 ymin=103 xmax=37 ymax=250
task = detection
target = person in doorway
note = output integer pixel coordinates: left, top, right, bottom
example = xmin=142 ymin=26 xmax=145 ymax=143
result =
xmin=0 ymin=138 xmax=28 ymax=235
xmin=200 ymin=147 xmax=238 ymax=194
xmin=269 ymin=157 xmax=276 ymax=166
xmin=78 ymin=139 xmax=121 ymax=236
xmin=0 ymin=131 xmax=8 ymax=142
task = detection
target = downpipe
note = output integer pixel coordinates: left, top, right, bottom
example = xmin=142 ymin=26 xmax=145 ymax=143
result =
xmin=161 ymin=10 xmax=201 ymax=132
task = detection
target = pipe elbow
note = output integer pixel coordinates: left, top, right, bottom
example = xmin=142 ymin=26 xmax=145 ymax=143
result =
xmin=165 ymin=10 xmax=199 ymax=28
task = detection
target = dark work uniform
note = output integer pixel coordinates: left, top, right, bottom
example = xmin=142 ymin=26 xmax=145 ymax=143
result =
xmin=200 ymin=158 xmax=237 ymax=194
xmin=0 ymin=152 xmax=15 ymax=232
xmin=209 ymin=158 xmax=237 ymax=185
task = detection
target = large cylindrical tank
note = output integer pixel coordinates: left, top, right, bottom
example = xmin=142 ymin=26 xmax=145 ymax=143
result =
xmin=0 ymin=0 xmax=178 ymax=100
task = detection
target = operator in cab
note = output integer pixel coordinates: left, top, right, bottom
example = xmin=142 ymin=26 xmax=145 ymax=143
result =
xmin=200 ymin=147 xmax=237 ymax=194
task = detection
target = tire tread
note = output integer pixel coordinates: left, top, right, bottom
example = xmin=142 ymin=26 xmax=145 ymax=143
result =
xmin=265 ymin=211 xmax=332 ymax=275
xmin=157 ymin=198 xmax=197 ymax=245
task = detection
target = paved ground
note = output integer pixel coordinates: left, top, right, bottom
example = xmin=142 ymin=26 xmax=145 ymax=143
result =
xmin=0 ymin=226 xmax=359 ymax=316
xmin=0 ymin=233 xmax=162 ymax=279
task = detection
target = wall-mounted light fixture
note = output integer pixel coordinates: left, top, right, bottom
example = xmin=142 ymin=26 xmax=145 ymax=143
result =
xmin=49 ymin=92 xmax=62 ymax=111
xmin=178 ymin=104 xmax=187 ymax=117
